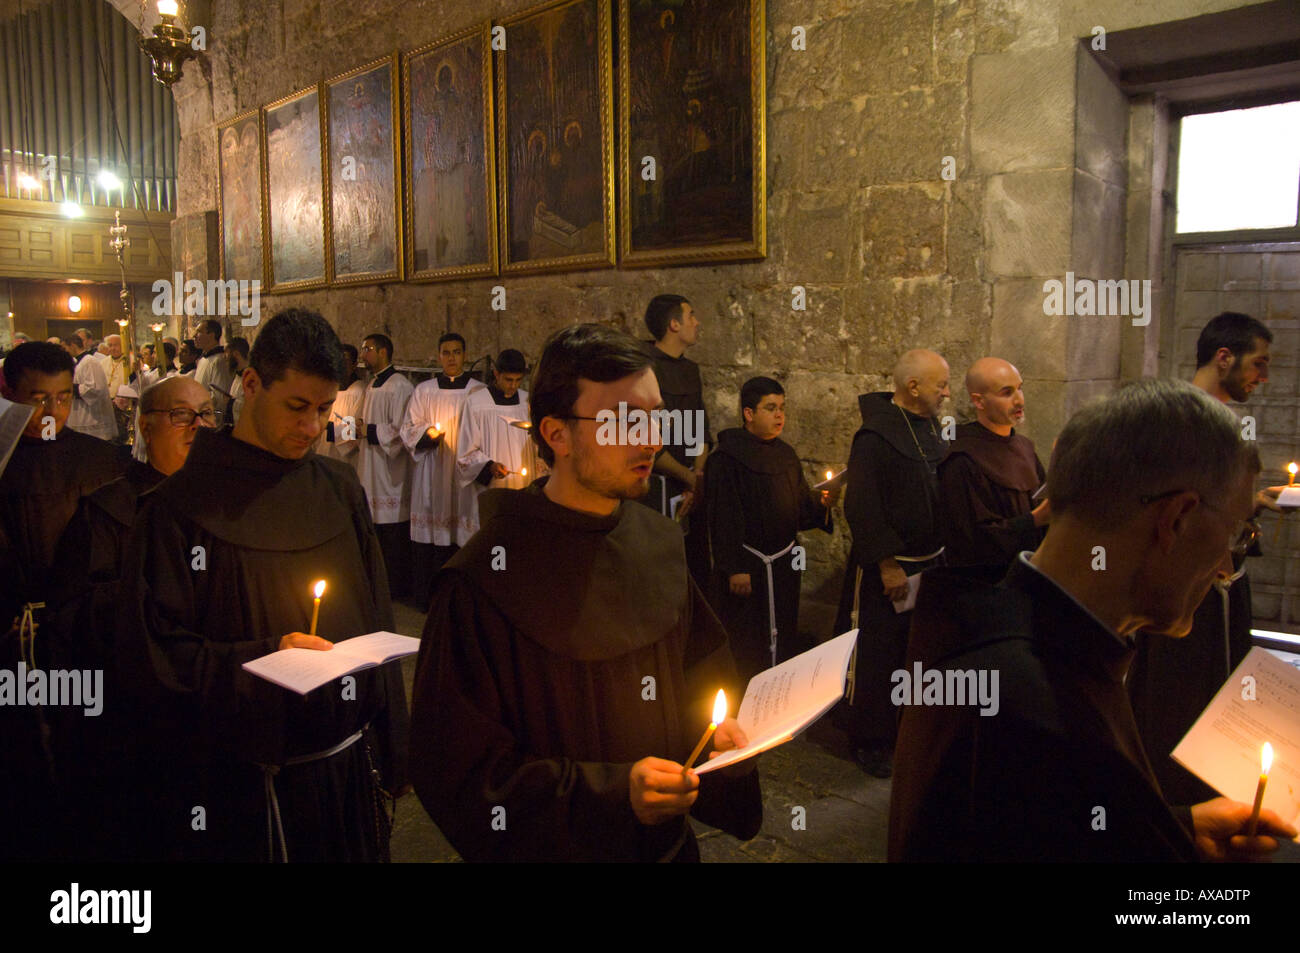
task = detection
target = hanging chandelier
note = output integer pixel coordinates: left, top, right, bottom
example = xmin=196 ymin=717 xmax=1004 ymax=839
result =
xmin=138 ymin=0 xmax=198 ymax=88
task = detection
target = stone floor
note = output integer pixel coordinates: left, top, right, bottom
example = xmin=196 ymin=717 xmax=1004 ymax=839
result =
xmin=387 ymin=602 xmax=1300 ymax=864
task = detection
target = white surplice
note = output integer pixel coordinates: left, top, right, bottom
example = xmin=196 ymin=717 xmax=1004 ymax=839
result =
xmin=68 ymin=351 xmax=117 ymax=440
xmin=195 ymin=347 xmax=235 ymax=398
xmin=401 ymin=373 xmax=484 ymax=546
xmin=316 ymin=377 xmax=367 ymax=463
xmin=455 ymin=387 xmax=539 ymax=539
xmin=357 ymin=366 xmax=414 ymax=524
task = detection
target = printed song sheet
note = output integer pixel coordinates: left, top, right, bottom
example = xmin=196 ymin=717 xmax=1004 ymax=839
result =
xmin=242 ymin=631 xmax=420 ymax=695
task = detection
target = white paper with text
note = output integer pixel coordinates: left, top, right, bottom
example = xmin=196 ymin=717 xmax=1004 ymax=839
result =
xmin=242 ymin=630 xmax=420 ymax=695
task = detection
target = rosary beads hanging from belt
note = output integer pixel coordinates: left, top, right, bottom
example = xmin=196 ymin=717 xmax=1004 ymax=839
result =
xmin=897 ymin=402 xmax=942 ymax=475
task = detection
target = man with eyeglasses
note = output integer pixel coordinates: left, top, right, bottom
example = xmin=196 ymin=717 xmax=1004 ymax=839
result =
xmin=0 ymin=341 xmax=126 ymax=861
xmin=890 ymin=379 xmax=1297 ymax=862
xmin=1127 ymin=311 xmax=1283 ymax=804
xmin=117 ymin=309 xmax=408 ymax=862
xmin=48 ymin=375 xmax=215 ymax=860
xmin=410 ymin=323 xmax=761 ymax=862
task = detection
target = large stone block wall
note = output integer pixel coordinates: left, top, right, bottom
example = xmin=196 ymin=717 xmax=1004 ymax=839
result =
xmin=141 ymin=0 xmax=1267 ymax=631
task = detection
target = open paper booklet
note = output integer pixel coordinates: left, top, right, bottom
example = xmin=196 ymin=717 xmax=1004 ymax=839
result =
xmin=693 ymin=629 xmax=859 ymax=774
xmin=242 ymin=631 xmax=420 ymax=696
xmin=0 ymin=395 xmax=35 ymax=479
xmin=1172 ymin=646 xmax=1300 ymax=824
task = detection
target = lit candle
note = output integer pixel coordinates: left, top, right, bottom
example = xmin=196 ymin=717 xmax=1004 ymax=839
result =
xmin=427 ymin=423 xmax=442 ymax=439
xmin=826 ymin=470 xmax=833 ymax=481
xmin=520 ymin=467 xmax=527 ymax=477
xmin=1289 ymin=463 xmax=1297 ymax=487
xmin=683 ymin=690 xmax=727 ymax=772
xmin=308 ymin=579 xmax=326 ymax=637
xmin=157 ymin=0 xmax=179 ymax=17
xmin=1245 ymin=742 xmax=1274 ymax=838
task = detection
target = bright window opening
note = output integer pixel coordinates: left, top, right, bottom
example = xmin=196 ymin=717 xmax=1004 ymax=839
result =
xmin=1176 ymin=100 xmax=1300 ymax=234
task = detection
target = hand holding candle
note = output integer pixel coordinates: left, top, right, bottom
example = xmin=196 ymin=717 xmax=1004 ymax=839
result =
xmin=684 ymin=690 xmax=727 ymax=772
xmin=308 ymin=579 xmax=326 ymax=637
xmin=1245 ymin=742 xmax=1273 ymax=838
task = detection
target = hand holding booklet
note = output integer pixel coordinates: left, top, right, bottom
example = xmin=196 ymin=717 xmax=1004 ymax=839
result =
xmin=242 ymin=631 xmax=420 ymax=695
xmin=693 ymin=629 xmax=859 ymax=774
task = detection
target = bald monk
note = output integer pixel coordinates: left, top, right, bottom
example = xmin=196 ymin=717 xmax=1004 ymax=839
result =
xmin=835 ymin=349 xmax=950 ymax=778
xmin=49 ymin=375 xmax=218 ymax=859
xmin=938 ymin=358 xmax=1048 ymax=567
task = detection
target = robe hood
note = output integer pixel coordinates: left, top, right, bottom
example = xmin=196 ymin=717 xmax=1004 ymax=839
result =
xmin=445 ymin=480 xmax=689 ymax=661
xmin=946 ymin=421 xmax=1041 ymax=493
xmin=856 ymin=391 xmax=950 ymax=466
xmin=150 ymin=428 xmax=355 ymax=551
xmin=90 ymin=459 xmax=166 ymax=527
xmin=712 ymin=427 xmax=798 ymax=475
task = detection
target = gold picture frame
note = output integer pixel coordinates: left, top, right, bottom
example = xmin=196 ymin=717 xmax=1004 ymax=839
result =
xmin=402 ymin=25 xmax=499 ymax=282
xmin=216 ymin=108 xmax=266 ymax=285
xmin=618 ymin=0 xmax=766 ymax=267
xmin=323 ymin=54 xmax=404 ymax=287
xmin=261 ymin=85 xmax=328 ymax=293
xmin=495 ymin=0 xmax=616 ymax=276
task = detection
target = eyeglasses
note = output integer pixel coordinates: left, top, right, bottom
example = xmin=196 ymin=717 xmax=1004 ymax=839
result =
xmin=144 ymin=407 xmax=218 ymax=428
xmin=1139 ymin=489 xmax=1260 ymax=556
xmin=25 ymin=393 xmax=73 ymax=409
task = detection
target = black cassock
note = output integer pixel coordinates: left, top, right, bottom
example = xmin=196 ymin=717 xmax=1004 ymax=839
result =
xmin=0 ymin=428 xmax=125 ymax=861
xmin=834 ymin=392 xmax=947 ymax=749
xmin=411 ymin=481 xmax=762 ymax=862
xmin=118 ymin=429 xmax=409 ymax=861
xmin=704 ymin=427 xmax=831 ymax=683
xmin=937 ymin=420 xmax=1045 ymax=568
xmin=889 ymin=556 xmax=1198 ymax=862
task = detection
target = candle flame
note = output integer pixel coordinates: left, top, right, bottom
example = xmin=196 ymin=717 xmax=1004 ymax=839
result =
xmin=711 ymin=689 xmax=727 ymax=725
xmin=1291 ymin=463 xmax=1298 ymax=476
xmin=435 ymin=422 xmax=441 ymax=430
xmin=313 ymin=579 xmax=326 ymax=599
xmin=521 ymin=467 xmax=528 ymax=476
xmin=1263 ymin=741 xmax=1274 ymax=774
xmin=826 ymin=470 xmax=833 ymax=480
xmin=157 ymin=0 xmax=178 ymax=16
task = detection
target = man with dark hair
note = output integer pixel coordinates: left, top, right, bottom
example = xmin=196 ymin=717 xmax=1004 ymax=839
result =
xmin=401 ymin=332 xmax=483 ymax=607
xmin=704 ymin=376 xmax=834 ymax=683
xmin=226 ymin=337 xmax=251 ymax=424
xmin=118 ymin=308 xmax=409 ymax=861
xmin=890 ymin=379 xmax=1296 ymax=862
xmin=642 ymin=294 xmax=712 ymax=588
xmin=357 ymin=332 xmax=414 ymax=600
xmin=318 ymin=343 xmax=366 ymax=462
xmin=194 ymin=318 xmax=234 ymax=417
xmin=1129 ymin=310 xmax=1280 ymax=804
xmin=178 ymin=338 xmax=199 ymax=375
xmin=0 ymin=341 xmax=126 ymax=860
xmin=455 ymin=348 xmax=536 ymax=540
xmin=835 ymin=348 xmax=950 ymax=778
xmin=63 ymin=329 xmax=116 ymax=441
xmin=938 ymin=357 xmax=1048 ymax=567
xmin=411 ymin=323 xmax=761 ymax=862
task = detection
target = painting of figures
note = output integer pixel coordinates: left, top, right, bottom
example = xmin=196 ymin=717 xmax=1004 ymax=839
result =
xmin=325 ymin=55 xmax=402 ymax=285
xmin=404 ymin=28 xmax=497 ymax=281
xmin=263 ymin=87 xmax=326 ymax=291
xmin=497 ymin=0 xmax=614 ymax=274
xmin=620 ymin=0 xmax=765 ymax=265
xmin=217 ymin=110 xmax=264 ymax=284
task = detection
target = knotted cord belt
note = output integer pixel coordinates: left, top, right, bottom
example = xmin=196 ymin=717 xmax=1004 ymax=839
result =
xmin=257 ymin=726 xmax=365 ymax=863
xmin=742 ymin=540 xmax=797 ymax=667
xmin=18 ymin=602 xmax=44 ymax=669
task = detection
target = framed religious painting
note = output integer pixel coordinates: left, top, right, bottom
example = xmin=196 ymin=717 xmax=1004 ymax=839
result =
xmin=496 ymin=0 xmax=615 ymax=275
xmin=261 ymin=86 xmax=327 ymax=292
xmin=216 ymin=109 xmax=266 ymax=284
xmin=324 ymin=54 xmax=404 ymax=286
xmin=618 ymin=0 xmax=766 ymax=266
xmin=403 ymin=25 xmax=498 ymax=282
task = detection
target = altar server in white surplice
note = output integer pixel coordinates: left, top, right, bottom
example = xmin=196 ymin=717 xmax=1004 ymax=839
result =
xmin=317 ymin=343 xmax=367 ymax=463
xmin=357 ymin=332 xmax=414 ymax=600
xmin=402 ymin=332 xmax=484 ymax=607
xmin=455 ymin=349 xmax=539 ymax=539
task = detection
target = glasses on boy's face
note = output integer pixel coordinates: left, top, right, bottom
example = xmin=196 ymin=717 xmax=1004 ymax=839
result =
xmin=144 ymin=407 xmax=218 ymax=428
xmin=24 ymin=393 xmax=73 ymax=409
xmin=1139 ymin=489 xmax=1259 ymax=556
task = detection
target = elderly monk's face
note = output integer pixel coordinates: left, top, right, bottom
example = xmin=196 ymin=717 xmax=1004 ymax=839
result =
xmin=142 ymin=379 xmax=216 ymax=476
xmin=1145 ymin=466 xmax=1254 ymax=638
xmin=914 ymin=361 xmax=950 ymax=418
xmin=7 ymin=369 xmax=73 ymax=438
xmin=562 ymin=367 xmax=663 ymax=501
xmin=244 ymin=367 xmax=338 ymax=460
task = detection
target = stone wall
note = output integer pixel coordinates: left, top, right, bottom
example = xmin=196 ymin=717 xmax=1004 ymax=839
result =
xmin=150 ymin=0 xmax=1269 ymax=632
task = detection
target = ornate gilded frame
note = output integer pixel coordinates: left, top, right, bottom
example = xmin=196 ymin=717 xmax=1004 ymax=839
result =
xmin=322 ymin=54 xmax=404 ymax=287
xmin=261 ymin=85 xmax=328 ymax=293
xmin=215 ymin=108 xmax=266 ymax=285
xmin=495 ymin=0 xmax=616 ymax=276
xmin=402 ymin=26 xmax=498 ymax=282
xmin=617 ymin=0 xmax=766 ymax=267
